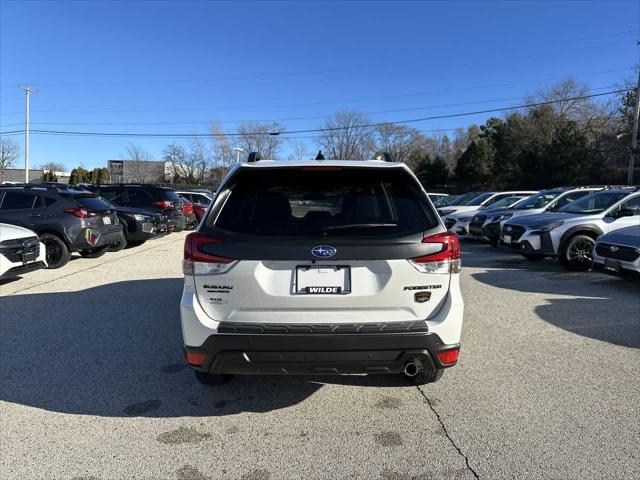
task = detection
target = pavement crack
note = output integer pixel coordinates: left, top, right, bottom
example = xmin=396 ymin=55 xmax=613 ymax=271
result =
xmin=416 ymin=386 xmax=480 ymax=480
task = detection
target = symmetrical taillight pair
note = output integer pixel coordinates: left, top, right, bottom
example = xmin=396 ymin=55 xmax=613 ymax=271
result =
xmin=183 ymin=231 xmax=461 ymax=276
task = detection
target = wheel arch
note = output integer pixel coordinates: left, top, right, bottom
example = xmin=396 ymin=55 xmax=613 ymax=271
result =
xmin=559 ymin=225 xmax=603 ymax=251
xmin=37 ymin=229 xmax=72 ymax=249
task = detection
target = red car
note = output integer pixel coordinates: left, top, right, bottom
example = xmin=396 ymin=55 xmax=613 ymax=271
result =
xmin=178 ymin=196 xmax=198 ymax=230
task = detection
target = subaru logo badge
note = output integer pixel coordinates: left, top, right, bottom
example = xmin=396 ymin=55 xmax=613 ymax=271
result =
xmin=610 ymin=245 xmax=619 ymax=252
xmin=311 ymin=245 xmax=337 ymax=258
xmin=506 ymin=226 xmax=512 ymax=232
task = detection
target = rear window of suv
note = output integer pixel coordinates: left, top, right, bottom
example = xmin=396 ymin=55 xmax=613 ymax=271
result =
xmin=214 ymin=167 xmax=438 ymax=237
xmin=62 ymin=194 xmax=112 ymax=211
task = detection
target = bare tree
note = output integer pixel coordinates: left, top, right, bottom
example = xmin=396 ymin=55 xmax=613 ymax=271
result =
xmin=210 ymin=122 xmax=237 ymax=169
xmin=288 ymin=139 xmax=307 ymax=161
xmin=162 ymin=143 xmax=187 ymax=184
xmin=525 ymin=78 xmax=592 ymax=122
xmin=317 ymin=110 xmax=374 ymax=160
xmin=374 ymin=124 xmax=427 ymax=165
xmin=0 ymin=137 xmax=20 ymax=183
xmin=123 ymin=143 xmax=153 ymax=183
xmin=38 ymin=161 xmax=67 ymax=173
xmin=237 ymin=121 xmax=286 ymax=159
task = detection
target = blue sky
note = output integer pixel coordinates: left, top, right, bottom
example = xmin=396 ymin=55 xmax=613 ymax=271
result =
xmin=1 ymin=0 xmax=638 ymax=170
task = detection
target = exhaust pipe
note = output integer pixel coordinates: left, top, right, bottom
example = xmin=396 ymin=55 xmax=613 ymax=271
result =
xmin=404 ymin=361 xmax=419 ymax=377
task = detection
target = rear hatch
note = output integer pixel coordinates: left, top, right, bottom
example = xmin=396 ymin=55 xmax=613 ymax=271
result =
xmin=186 ymin=166 xmax=459 ymax=325
xmin=63 ymin=194 xmax=118 ymax=227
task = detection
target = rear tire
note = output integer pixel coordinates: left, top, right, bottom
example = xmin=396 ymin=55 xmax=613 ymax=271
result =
xmin=78 ymin=245 xmax=109 ymax=258
xmin=194 ymin=371 xmax=233 ymax=385
xmin=108 ymin=231 xmax=127 ymax=252
xmin=40 ymin=233 xmax=71 ymax=269
xmin=560 ymin=234 xmax=595 ymax=271
xmin=522 ymin=254 xmax=545 ymax=261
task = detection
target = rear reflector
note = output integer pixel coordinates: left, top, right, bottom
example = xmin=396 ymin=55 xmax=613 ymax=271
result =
xmin=185 ymin=351 xmax=207 ymax=366
xmin=437 ymin=348 xmax=459 ymax=366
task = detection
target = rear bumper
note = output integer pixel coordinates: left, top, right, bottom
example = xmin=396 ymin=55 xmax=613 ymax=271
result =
xmin=71 ymin=225 xmax=123 ymax=250
xmin=184 ymin=331 xmax=458 ymax=376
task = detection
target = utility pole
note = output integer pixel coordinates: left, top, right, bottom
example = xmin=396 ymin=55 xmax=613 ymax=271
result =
xmin=628 ymin=66 xmax=640 ymax=184
xmin=18 ymin=85 xmax=32 ymax=183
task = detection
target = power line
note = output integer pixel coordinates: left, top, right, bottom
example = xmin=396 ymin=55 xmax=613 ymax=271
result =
xmin=0 ymin=88 xmax=631 ymax=139
xmin=1 ymin=67 xmax=635 ymax=117
xmin=0 ymin=84 xmax=626 ymax=128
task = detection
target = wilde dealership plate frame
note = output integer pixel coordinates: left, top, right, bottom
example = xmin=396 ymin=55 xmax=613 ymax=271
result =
xmin=295 ymin=264 xmax=352 ymax=295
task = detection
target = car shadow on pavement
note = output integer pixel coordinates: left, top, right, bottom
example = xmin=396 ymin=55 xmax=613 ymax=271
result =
xmin=0 ymin=278 xmax=326 ymax=417
xmin=462 ymin=240 xmax=640 ymax=349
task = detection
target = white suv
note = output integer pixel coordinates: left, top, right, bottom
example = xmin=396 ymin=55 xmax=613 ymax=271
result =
xmin=502 ymin=187 xmax=640 ymax=270
xmin=180 ymin=155 xmax=464 ymax=385
xmin=0 ymin=223 xmax=46 ymax=279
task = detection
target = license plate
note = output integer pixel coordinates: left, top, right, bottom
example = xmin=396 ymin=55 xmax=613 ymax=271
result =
xmin=503 ymin=235 xmax=511 ymax=244
xmin=102 ymin=216 xmax=111 ymax=225
xmin=22 ymin=251 xmax=36 ymax=264
xmin=604 ymin=259 xmax=620 ymax=272
xmin=295 ymin=265 xmax=351 ymax=294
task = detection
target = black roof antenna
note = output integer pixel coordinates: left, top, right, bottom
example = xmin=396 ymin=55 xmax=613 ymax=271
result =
xmin=315 ymin=150 xmax=325 ymax=160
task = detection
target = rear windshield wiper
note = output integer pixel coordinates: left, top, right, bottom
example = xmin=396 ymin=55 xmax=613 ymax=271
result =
xmin=322 ymin=223 xmax=398 ymax=232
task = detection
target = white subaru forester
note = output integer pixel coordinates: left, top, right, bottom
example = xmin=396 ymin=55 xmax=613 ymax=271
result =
xmin=180 ymin=154 xmax=464 ymax=385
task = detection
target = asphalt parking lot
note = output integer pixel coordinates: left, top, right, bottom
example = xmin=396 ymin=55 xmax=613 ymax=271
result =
xmin=1 ymin=232 xmax=638 ymax=480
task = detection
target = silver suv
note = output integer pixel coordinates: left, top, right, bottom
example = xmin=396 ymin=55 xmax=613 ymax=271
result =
xmin=502 ymin=187 xmax=640 ymax=270
xmin=180 ymin=155 xmax=464 ymax=386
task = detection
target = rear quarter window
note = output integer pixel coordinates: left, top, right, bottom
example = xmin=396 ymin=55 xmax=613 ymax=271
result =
xmin=213 ymin=167 xmax=437 ymax=237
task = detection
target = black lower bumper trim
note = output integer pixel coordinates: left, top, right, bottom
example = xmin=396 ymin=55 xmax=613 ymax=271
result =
xmin=185 ymin=332 xmax=458 ymax=375
xmin=1 ymin=261 xmax=46 ymax=279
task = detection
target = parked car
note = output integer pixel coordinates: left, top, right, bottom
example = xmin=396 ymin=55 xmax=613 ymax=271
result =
xmin=475 ymin=187 xmax=602 ymax=246
xmin=0 ymin=223 xmax=47 ymax=279
xmin=427 ymin=193 xmax=449 ymax=205
xmin=446 ymin=194 xmax=533 ymax=237
xmin=106 ymin=204 xmax=168 ymax=251
xmin=592 ymin=225 xmax=640 ymax=279
xmin=0 ymin=185 xmax=123 ymax=269
xmin=181 ymin=154 xmax=464 ymax=386
xmin=178 ymin=195 xmax=198 ymax=229
xmin=438 ymin=191 xmax=538 ymax=218
xmin=436 ymin=192 xmax=485 ymax=215
xmin=501 ymin=187 xmax=640 ymax=270
xmin=176 ymin=190 xmax=213 ymax=206
xmin=86 ymin=184 xmax=186 ymax=232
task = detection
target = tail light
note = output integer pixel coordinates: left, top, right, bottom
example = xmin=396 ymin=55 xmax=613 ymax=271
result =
xmin=153 ymin=200 xmax=172 ymax=209
xmin=408 ymin=231 xmax=461 ymax=273
xmin=64 ymin=207 xmax=96 ymax=218
xmin=183 ymin=203 xmax=193 ymax=215
xmin=182 ymin=232 xmax=236 ymax=275
xmin=437 ymin=348 xmax=460 ymax=366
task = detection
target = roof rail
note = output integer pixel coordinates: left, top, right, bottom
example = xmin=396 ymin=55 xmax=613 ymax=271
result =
xmin=247 ymin=152 xmax=262 ymax=163
xmin=374 ymin=151 xmax=394 ymax=162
